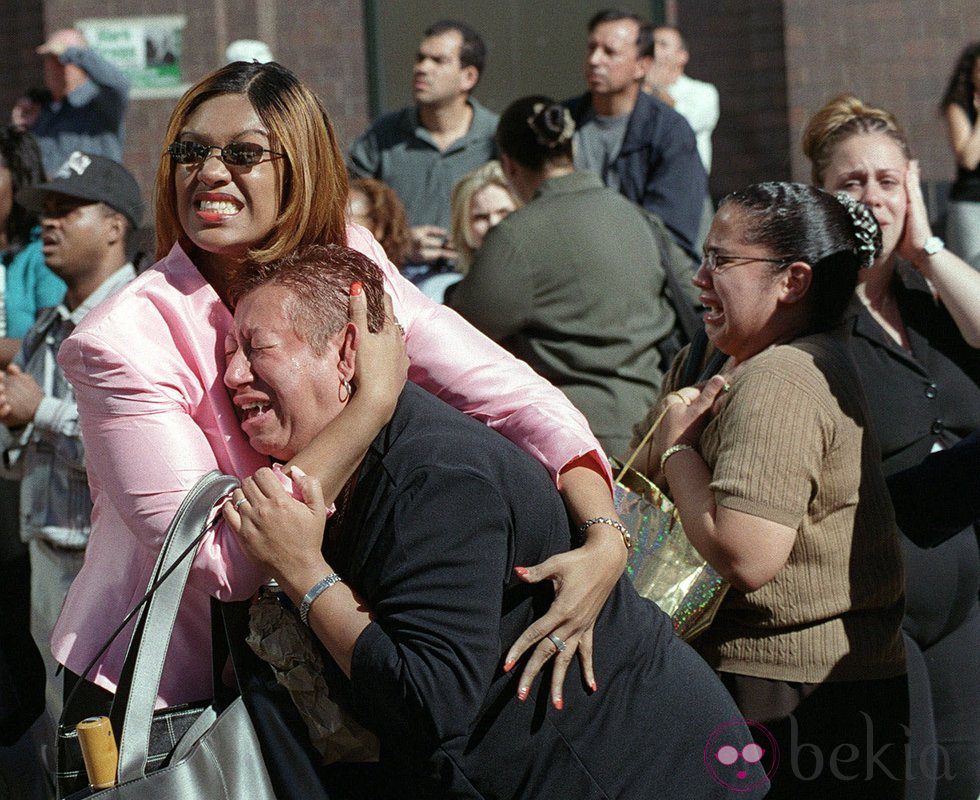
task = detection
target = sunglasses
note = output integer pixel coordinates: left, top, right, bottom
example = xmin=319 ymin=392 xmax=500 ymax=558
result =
xmin=167 ymin=140 xmax=285 ymax=167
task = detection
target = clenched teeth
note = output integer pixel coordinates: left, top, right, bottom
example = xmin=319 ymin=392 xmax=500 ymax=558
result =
xmin=197 ymin=199 xmax=240 ymax=213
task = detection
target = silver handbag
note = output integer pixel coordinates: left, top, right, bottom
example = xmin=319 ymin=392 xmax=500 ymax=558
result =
xmin=63 ymin=471 xmax=276 ymax=799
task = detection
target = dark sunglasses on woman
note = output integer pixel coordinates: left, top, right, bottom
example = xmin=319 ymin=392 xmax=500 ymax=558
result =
xmin=167 ymin=141 xmax=284 ymax=167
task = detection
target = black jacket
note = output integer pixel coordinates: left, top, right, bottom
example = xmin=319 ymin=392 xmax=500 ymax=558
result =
xmin=565 ymin=91 xmax=708 ymax=259
xmin=318 ymin=384 xmax=765 ymax=799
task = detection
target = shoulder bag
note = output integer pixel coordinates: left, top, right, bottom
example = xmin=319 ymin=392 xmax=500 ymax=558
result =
xmin=58 ymin=471 xmax=277 ymax=799
xmin=616 ymin=331 xmax=730 ymax=639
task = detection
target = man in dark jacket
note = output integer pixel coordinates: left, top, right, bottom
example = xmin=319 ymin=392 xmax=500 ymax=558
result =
xmin=565 ymin=9 xmax=707 ymax=260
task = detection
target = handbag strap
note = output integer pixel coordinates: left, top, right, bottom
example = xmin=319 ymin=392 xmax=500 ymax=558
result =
xmin=111 ymin=471 xmax=240 ymax=783
xmin=616 ymin=330 xmax=727 ymax=483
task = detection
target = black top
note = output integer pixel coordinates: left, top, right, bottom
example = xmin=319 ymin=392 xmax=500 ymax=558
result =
xmin=840 ymin=270 xmax=980 ymax=648
xmin=318 ymin=383 xmax=767 ymax=799
xmin=841 ymin=270 xmax=980 ymax=474
xmin=888 ymin=430 xmax=980 ymax=547
xmin=950 ymin=102 xmax=980 ymax=202
xmin=564 ymin=91 xmax=708 ymax=260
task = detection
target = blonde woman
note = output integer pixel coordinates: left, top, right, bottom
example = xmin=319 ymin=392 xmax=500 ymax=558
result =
xmin=803 ymin=94 xmax=980 ymax=800
xmin=449 ymin=160 xmax=519 ymax=274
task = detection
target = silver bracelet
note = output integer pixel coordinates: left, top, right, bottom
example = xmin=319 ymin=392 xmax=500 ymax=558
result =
xmin=660 ymin=443 xmax=694 ymax=473
xmin=299 ymin=573 xmax=343 ymax=626
xmin=577 ymin=516 xmax=632 ymax=550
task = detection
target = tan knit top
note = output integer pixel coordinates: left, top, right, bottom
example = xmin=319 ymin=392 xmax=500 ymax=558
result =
xmin=660 ymin=333 xmax=906 ymax=683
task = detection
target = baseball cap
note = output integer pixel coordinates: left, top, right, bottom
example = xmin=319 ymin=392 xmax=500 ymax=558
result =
xmin=17 ymin=151 xmax=144 ymax=227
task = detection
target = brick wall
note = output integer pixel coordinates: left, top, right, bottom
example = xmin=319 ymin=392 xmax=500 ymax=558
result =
xmin=676 ymin=0 xmax=791 ymax=199
xmin=30 ymin=0 xmax=369 ymax=227
xmin=9 ymin=2 xmax=977 ymax=221
xmin=783 ymin=0 xmax=977 ymax=185
xmin=0 ymin=0 xmax=45 ymax=125
xmin=674 ymin=0 xmax=977 ymax=198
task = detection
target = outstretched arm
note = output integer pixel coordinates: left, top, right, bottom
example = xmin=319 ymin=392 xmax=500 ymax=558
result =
xmin=62 ymin=46 xmax=131 ymax=97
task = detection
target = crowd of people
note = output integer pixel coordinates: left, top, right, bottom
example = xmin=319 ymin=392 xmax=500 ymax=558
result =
xmin=0 ymin=9 xmax=977 ymax=800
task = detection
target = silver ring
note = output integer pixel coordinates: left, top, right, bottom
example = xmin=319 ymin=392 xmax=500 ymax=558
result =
xmin=234 ymin=497 xmax=248 ymax=511
xmin=547 ymin=633 xmax=567 ymax=653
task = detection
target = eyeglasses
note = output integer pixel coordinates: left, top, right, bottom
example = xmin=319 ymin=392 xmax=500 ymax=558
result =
xmin=700 ymin=251 xmax=790 ymax=274
xmin=167 ymin=141 xmax=285 ymax=167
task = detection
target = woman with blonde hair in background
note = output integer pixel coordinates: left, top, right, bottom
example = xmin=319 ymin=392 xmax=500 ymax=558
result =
xmin=941 ymin=41 xmax=980 ymax=269
xmin=804 ymin=94 xmax=980 ymax=800
xmin=449 ymin=160 xmax=519 ymax=274
xmin=418 ymin=161 xmax=519 ymax=302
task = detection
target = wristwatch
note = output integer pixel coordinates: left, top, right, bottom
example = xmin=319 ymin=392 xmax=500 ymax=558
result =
xmin=921 ymin=236 xmax=945 ymax=258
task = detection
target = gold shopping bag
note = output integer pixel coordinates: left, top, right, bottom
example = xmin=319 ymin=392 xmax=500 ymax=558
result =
xmin=613 ymin=402 xmax=729 ymax=640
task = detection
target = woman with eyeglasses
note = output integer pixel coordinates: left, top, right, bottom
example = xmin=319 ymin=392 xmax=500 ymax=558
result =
xmin=49 ymin=62 xmax=625 ymax=715
xmin=632 ymin=182 xmax=908 ymax=799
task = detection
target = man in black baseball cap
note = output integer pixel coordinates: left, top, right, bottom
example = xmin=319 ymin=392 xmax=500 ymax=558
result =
xmin=0 ymin=151 xmax=141 ymax=742
xmin=17 ymin=150 xmax=143 ymax=229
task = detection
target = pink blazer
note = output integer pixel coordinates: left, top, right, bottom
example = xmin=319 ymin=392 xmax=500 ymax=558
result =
xmin=52 ymin=226 xmax=609 ymax=705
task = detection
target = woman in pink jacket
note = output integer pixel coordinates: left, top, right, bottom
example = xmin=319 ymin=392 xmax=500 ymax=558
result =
xmin=52 ymin=62 xmax=625 ymax=709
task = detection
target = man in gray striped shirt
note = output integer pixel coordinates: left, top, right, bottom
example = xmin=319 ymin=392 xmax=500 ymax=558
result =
xmin=0 ymin=152 xmax=141 ymax=730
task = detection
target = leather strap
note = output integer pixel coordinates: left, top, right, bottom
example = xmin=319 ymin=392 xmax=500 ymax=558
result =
xmin=113 ymin=471 xmax=239 ymax=783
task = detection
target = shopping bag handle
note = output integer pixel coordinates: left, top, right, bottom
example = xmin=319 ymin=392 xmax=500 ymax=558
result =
xmin=113 ymin=472 xmax=240 ymax=783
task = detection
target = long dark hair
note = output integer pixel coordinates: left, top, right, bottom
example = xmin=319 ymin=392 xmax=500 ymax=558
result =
xmin=719 ymin=181 xmax=881 ymax=332
xmin=496 ymin=95 xmax=575 ymax=172
xmin=941 ymin=41 xmax=980 ymax=111
xmin=0 ymin=126 xmax=45 ymax=249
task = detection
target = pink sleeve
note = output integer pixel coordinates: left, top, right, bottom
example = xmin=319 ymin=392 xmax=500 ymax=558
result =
xmin=348 ymin=226 xmax=613 ymax=490
xmin=59 ymin=329 xmax=269 ymax=601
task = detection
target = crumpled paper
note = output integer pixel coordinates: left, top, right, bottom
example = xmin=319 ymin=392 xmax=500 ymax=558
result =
xmin=247 ymin=592 xmax=379 ymax=764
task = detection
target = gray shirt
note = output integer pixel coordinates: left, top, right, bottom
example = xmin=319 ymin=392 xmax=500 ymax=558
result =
xmin=447 ymin=171 xmax=672 ymax=457
xmin=573 ymin=110 xmax=630 ymax=192
xmin=31 ymin=47 xmax=131 ymax=175
xmin=348 ymin=98 xmax=498 ymax=229
xmin=2 ymin=263 xmax=135 ymax=549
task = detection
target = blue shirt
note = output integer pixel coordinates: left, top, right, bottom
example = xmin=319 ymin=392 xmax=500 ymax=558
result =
xmin=2 ymin=231 xmax=67 ymax=339
xmin=3 ymin=263 xmax=135 ymax=548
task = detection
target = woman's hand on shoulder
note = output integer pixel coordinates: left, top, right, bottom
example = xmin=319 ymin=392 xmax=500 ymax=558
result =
xmin=502 ymin=460 xmax=627 ymax=710
xmin=349 ymin=284 xmax=409 ymax=424
xmin=504 ymin=527 xmax=625 ymax=710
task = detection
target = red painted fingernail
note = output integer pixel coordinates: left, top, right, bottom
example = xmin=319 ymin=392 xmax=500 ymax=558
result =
xmin=350 ymin=281 xmax=362 ymax=296
xmin=517 ymin=686 xmax=528 ymax=702
xmin=589 ymin=680 xmax=597 ymax=693
xmin=503 ymin=659 xmax=515 ymax=673
xmin=513 ymin=566 xmax=529 ymax=579
xmin=553 ymin=696 xmax=563 ymax=711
